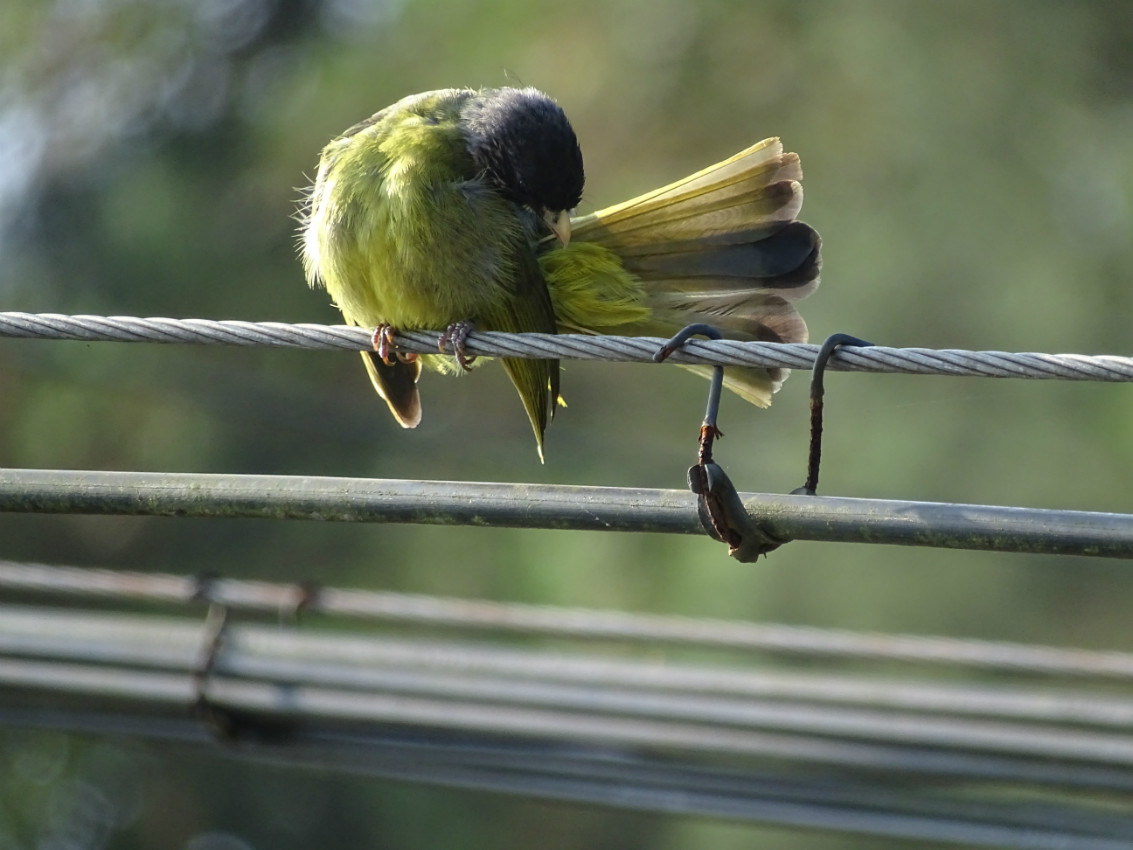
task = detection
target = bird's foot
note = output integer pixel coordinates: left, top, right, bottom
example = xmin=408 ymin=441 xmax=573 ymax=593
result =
xmin=439 ymin=321 xmax=477 ymax=371
xmin=371 ymin=324 xmax=417 ymax=366
xmin=372 ymin=324 xmax=397 ymax=365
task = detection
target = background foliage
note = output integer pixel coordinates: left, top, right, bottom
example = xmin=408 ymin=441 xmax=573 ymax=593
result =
xmin=2 ymin=1 xmax=1133 ymax=848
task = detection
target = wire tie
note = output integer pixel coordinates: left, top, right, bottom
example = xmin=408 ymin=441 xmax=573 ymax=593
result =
xmin=793 ymin=333 xmax=874 ymax=496
xmin=659 ymin=324 xmax=786 ymax=561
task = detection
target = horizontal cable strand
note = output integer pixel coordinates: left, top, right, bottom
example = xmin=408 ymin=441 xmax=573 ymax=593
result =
xmin=3 ymin=710 xmax=1128 ymax=849
xmin=4 ymin=561 xmax=1133 ymax=680
xmin=3 ymin=312 xmax=1133 ymax=380
xmin=7 ymin=602 xmax=1133 ymax=753
xmin=6 ymin=608 xmax=1133 ymax=847
xmin=6 ymin=605 xmax=1133 ymax=777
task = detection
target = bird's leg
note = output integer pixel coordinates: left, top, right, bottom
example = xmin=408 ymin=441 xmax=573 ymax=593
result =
xmin=371 ymin=324 xmax=418 ymax=366
xmin=439 ymin=320 xmax=477 ymax=371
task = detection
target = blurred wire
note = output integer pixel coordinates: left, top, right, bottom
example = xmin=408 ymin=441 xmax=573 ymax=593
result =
xmin=4 ymin=563 xmax=1133 ymax=847
xmin=3 ymin=311 xmax=1133 ymax=380
xmin=2 ymin=467 xmax=1132 ymax=558
xmin=4 ymin=560 xmax=1133 ymax=681
xmin=4 ymin=705 xmax=1131 ymax=850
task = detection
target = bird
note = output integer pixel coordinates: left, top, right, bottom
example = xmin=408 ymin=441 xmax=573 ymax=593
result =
xmin=300 ymin=86 xmax=820 ymax=461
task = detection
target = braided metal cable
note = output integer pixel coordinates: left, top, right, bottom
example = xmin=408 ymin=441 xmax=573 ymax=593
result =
xmin=3 ymin=311 xmax=1133 ymax=380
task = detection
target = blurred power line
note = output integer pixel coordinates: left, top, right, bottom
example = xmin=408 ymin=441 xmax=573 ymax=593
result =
xmin=3 ymin=562 xmax=1133 ymax=848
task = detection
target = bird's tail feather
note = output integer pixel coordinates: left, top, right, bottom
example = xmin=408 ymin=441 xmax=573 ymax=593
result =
xmin=359 ymin=349 xmax=423 ymax=428
xmin=571 ymin=137 xmax=820 ymax=406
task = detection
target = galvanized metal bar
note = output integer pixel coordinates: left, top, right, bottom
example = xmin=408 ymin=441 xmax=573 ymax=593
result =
xmin=1 ymin=468 xmax=1132 ymax=558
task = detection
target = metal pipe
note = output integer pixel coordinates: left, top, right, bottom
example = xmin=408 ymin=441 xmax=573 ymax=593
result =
xmin=2 ymin=468 xmax=1132 ymax=557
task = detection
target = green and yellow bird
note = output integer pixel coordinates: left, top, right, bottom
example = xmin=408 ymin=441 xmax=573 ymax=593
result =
xmin=301 ymin=87 xmax=820 ymax=460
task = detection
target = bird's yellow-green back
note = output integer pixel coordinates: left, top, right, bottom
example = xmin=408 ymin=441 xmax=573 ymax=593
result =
xmin=544 ymin=137 xmax=820 ymax=406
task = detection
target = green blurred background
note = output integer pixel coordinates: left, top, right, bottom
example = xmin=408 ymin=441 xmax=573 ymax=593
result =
xmin=2 ymin=1 xmax=1133 ymax=847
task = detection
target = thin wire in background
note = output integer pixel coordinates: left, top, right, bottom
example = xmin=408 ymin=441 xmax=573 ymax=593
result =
xmin=4 ymin=562 xmax=1133 ymax=849
xmin=4 ymin=560 xmax=1133 ymax=679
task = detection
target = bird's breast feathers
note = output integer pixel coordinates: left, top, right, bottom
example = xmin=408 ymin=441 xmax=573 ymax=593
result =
xmin=304 ymin=96 xmax=528 ymax=330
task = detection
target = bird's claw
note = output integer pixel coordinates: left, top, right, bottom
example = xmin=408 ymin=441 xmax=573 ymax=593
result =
xmin=439 ymin=321 xmax=477 ymax=371
xmin=371 ymin=324 xmax=417 ymax=366
xmin=372 ymin=324 xmax=397 ymax=366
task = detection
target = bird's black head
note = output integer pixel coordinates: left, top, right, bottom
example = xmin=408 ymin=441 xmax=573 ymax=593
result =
xmin=462 ymin=87 xmax=584 ymax=214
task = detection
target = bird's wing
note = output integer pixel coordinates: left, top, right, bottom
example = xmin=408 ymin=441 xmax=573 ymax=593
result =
xmin=482 ymin=237 xmax=561 ymax=462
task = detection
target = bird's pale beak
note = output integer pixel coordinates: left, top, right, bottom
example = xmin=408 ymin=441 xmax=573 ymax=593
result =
xmin=542 ymin=208 xmax=572 ymax=245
